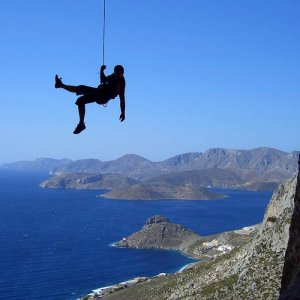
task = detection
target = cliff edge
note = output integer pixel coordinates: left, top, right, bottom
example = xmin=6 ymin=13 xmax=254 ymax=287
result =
xmin=279 ymin=155 xmax=300 ymax=299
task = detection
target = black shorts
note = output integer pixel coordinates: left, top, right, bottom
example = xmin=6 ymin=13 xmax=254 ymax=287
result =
xmin=75 ymin=85 xmax=110 ymax=105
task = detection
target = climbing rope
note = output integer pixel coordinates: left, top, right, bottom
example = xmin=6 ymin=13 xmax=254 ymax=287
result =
xmin=101 ymin=0 xmax=108 ymax=107
xmin=102 ymin=0 xmax=106 ymax=66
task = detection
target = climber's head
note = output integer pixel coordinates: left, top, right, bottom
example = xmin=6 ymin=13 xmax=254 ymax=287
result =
xmin=114 ymin=65 xmax=124 ymax=77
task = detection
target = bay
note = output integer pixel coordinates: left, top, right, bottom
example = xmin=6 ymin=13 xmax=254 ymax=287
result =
xmin=0 ymin=170 xmax=272 ymax=299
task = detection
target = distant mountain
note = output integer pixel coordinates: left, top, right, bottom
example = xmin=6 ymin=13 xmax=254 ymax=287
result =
xmin=52 ymin=159 xmax=103 ymax=175
xmin=39 ymin=173 xmax=138 ymax=190
xmin=1 ymin=158 xmax=72 ymax=172
xmin=146 ymin=168 xmax=243 ymax=187
xmin=50 ymin=148 xmax=300 ymax=181
xmin=41 ymin=154 xmax=158 ymax=179
xmin=160 ymin=148 xmax=299 ymax=181
xmin=2 ymin=148 xmax=298 ymax=183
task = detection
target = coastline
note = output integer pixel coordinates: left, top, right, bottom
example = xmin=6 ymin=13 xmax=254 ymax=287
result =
xmin=80 ymin=260 xmax=199 ymax=300
xmin=80 ymin=223 xmax=257 ymax=300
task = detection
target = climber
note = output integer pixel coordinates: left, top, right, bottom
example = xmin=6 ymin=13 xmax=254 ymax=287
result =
xmin=55 ymin=65 xmax=126 ymax=134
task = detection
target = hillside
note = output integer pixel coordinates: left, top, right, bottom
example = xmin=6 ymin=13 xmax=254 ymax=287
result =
xmin=40 ymin=173 xmax=138 ymax=190
xmin=40 ymin=167 xmax=281 ymax=199
xmin=85 ymin=173 xmax=298 ymax=299
xmin=146 ymin=168 xmax=243 ymax=187
xmin=101 ymin=182 xmax=223 ymax=200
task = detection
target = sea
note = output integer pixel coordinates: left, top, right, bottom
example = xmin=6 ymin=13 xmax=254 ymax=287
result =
xmin=0 ymin=170 xmax=272 ymax=300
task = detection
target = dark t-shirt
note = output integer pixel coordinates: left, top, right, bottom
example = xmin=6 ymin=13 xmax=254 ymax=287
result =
xmin=99 ymin=74 xmax=126 ymax=99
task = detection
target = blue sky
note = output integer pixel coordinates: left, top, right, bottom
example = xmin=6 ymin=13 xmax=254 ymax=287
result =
xmin=1 ymin=0 xmax=299 ymax=163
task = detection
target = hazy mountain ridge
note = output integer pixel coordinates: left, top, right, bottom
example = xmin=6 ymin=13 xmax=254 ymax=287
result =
xmin=2 ymin=148 xmax=298 ymax=183
xmin=1 ymin=158 xmax=72 ymax=172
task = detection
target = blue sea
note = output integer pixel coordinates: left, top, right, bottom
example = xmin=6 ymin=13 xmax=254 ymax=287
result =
xmin=0 ymin=170 xmax=272 ymax=300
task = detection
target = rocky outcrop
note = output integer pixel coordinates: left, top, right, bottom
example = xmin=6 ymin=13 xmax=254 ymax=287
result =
xmin=116 ymin=215 xmax=202 ymax=251
xmin=94 ymin=174 xmax=297 ymax=300
xmin=279 ymin=155 xmax=300 ymax=299
xmin=39 ymin=173 xmax=138 ymax=190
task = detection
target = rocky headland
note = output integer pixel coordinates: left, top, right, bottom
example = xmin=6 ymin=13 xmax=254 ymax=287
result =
xmin=39 ymin=167 xmax=279 ymax=200
xmin=115 ymin=215 xmax=202 ymax=252
xmin=39 ymin=173 xmax=138 ymax=190
xmin=115 ymin=215 xmax=256 ymax=260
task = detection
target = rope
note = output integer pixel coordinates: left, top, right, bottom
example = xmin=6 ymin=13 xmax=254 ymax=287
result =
xmin=101 ymin=0 xmax=107 ymax=107
xmin=102 ymin=0 xmax=106 ymax=66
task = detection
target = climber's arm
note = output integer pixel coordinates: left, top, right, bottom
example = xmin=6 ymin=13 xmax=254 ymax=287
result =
xmin=100 ymin=65 xmax=107 ymax=84
xmin=119 ymin=82 xmax=125 ymax=122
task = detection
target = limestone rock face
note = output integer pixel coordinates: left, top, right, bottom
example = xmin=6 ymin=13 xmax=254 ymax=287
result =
xmin=116 ymin=215 xmax=201 ymax=251
xmin=279 ymin=156 xmax=300 ymax=299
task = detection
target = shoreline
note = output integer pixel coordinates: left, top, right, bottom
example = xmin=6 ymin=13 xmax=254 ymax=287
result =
xmin=80 ymin=260 xmax=199 ymax=300
xmin=80 ymin=223 xmax=258 ymax=299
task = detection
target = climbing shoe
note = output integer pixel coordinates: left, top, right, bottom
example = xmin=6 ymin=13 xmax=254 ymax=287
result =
xmin=55 ymin=75 xmax=63 ymax=88
xmin=73 ymin=123 xmax=86 ymax=134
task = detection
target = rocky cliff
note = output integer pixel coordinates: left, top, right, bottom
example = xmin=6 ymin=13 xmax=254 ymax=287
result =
xmin=279 ymin=155 xmax=300 ymax=299
xmin=95 ymin=173 xmax=297 ymax=299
